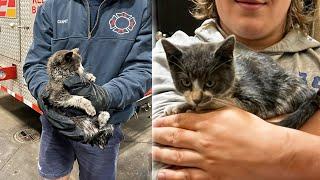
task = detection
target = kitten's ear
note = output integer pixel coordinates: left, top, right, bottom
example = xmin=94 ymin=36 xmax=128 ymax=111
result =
xmin=161 ymin=39 xmax=183 ymax=61
xmin=215 ymin=35 xmax=235 ymax=62
xmin=64 ymin=51 xmax=74 ymax=62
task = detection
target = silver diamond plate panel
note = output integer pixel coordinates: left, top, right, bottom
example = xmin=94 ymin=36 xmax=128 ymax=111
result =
xmin=0 ymin=0 xmax=20 ymax=61
xmin=18 ymin=0 xmax=43 ymax=104
xmin=21 ymin=0 xmax=38 ymax=64
xmin=0 ymin=0 xmax=43 ymax=105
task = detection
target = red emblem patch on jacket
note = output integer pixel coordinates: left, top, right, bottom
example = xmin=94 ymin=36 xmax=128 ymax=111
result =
xmin=109 ymin=12 xmax=136 ymax=35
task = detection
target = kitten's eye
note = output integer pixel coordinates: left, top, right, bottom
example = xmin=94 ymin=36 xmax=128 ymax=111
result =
xmin=205 ymin=80 xmax=215 ymax=88
xmin=180 ymin=79 xmax=191 ymax=87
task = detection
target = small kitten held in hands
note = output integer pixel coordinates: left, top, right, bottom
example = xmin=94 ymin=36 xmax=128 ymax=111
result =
xmin=45 ymin=48 xmax=114 ymax=148
xmin=161 ymin=36 xmax=320 ymax=129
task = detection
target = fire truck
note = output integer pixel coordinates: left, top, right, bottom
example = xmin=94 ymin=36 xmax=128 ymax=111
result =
xmin=0 ymin=0 xmax=44 ymax=113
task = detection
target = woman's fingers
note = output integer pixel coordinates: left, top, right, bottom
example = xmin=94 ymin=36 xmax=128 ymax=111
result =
xmin=153 ymin=127 xmax=201 ymax=150
xmin=152 ymin=146 xmax=204 ymax=168
xmin=156 ymin=168 xmax=211 ymax=180
xmin=153 ymin=113 xmax=204 ymax=130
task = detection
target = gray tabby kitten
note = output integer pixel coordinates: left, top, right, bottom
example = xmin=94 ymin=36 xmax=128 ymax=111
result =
xmin=46 ymin=48 xmax=114 ymax=148
xmin=161 ymin=36 xmax=320 ymax=129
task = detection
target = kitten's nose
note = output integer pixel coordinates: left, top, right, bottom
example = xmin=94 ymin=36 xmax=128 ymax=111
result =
xmin=191 ymin=91 xmax=203 ymax=105
xmin=193 ymin=98 xmax=201 ymax=105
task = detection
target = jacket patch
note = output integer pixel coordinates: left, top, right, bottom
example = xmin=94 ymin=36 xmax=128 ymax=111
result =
xmin=109 ymin=12 xmax=136 ymax=35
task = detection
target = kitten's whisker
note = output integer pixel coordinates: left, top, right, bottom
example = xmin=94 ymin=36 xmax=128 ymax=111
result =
xmin=209 ymin=59 xmax=233 ymax=74
xmin=168 ymin=60 xmax=188 ymax=74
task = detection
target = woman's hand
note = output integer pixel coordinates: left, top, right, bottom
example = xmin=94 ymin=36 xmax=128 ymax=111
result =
xmin=152 ymin=107 xmax=304 ymax=180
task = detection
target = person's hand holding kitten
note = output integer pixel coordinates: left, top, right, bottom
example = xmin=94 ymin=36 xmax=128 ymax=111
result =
xmin=153 ymin=107 xmax=320 ymax=179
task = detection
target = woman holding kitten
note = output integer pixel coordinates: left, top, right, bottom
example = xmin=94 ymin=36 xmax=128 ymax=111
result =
xmin=153 ymin=0 xmax=320 ymax=179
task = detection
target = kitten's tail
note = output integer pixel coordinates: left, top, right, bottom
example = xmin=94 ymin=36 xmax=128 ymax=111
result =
xmin=276 ymin=90 xmax=320 ymax=129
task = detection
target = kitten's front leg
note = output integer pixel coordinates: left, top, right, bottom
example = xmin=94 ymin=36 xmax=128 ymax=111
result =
xmin=56 ymin=95 xmax=96 ymax=116
xmin=78 ymin=63 xmax=96 ymax=82
xmin=165 ymin=103 xmax=194 ymax=116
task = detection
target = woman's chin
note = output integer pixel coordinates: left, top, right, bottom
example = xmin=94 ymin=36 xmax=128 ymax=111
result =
xmin=222 ymin=21 xmax=269 ymax=40
xmin=233 ymin=26 xmax=269 ymax=40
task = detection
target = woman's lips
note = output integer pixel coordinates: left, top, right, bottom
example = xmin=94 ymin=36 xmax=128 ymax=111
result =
xmin=235 ymin=0 xmax=267 ymax=10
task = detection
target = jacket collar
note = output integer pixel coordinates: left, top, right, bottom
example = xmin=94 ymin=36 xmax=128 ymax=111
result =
xmin=79 ymin=0 xmax=116 ymax=7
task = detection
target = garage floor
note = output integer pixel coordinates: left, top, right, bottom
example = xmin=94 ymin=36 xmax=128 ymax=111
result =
xmin=0 ymin=92 xmax=151 ymax=180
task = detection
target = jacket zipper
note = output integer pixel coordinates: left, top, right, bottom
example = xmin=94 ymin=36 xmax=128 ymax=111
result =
xmin=83 ymin=0 xmax=91 ymax=39
xmin=83 ymin=0 xmax=107 ymax=39
xmin=90 ymin=0 xmax=107 ymax=36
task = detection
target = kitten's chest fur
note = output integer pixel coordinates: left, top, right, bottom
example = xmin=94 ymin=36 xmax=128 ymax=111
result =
xmin=47 ymin=78 xmax=71 ymax=102
xmin=47 ymin=70 xmax=79 ymax=103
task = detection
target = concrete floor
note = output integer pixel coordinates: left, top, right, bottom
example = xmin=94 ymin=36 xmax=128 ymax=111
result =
xmin=0 ymin=92 xmax=151 ymax=180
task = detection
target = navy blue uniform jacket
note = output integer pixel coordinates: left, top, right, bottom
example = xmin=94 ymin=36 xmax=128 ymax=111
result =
xmin=23 ymin=0 xmax=152 ymax=124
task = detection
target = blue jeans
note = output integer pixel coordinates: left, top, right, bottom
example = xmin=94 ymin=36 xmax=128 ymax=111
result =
xmin=38 ymin=116 xmax=123 ymax=180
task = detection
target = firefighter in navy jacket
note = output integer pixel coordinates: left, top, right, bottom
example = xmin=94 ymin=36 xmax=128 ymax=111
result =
xmin=23 ymin=0 xmax=151 ymax=179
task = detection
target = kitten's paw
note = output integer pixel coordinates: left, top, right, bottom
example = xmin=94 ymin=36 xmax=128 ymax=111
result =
xmin=81 ymin=99 xmax=96 ymax=116
xmin=86 ymin=73 xmax=96 ymax=82
xmin=164 ymin=106 xmax=178 ymax=116
xmin=98 ymin=111 xmax=110 ymax=127
xmin=165 ymin=103 xmax=193 ymax=116
xmin=85 ymin=105 xmax=96 ymax=116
